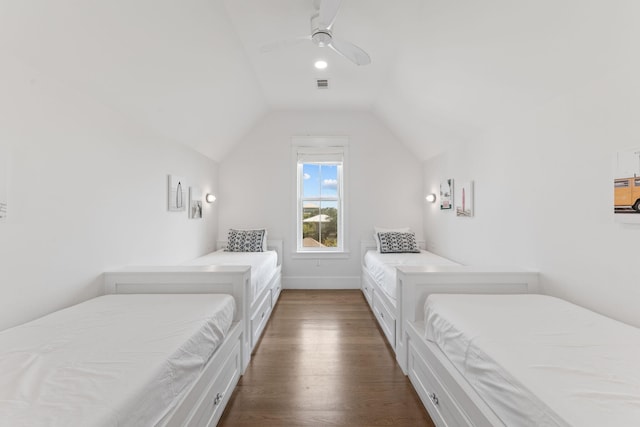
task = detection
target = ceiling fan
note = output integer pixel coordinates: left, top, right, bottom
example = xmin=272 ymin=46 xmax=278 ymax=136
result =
xmin=260 ymin=0 xmax=371 ymax=66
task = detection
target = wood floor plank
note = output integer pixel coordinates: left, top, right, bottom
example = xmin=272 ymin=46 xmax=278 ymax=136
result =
xmin=219 ymin=290 xmax=434 ymax=427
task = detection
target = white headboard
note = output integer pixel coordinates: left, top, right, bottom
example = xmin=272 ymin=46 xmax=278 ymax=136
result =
xmin=217 ymin=239 xmax=283 ymax=266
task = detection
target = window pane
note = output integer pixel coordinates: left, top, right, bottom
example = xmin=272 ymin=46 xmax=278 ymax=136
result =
xmin=302 ymin=201 xmax=321 ymax=247
xmin=301 ymin=201 xmax=338 ymax=248
xmin=319 ymin=201 xmax=338 ymax=247
xmin=302 ymin=164 xmax=321 ymax=198
xmin=302 ymin=163 xmax=338 ymax=198
xmin=320 ymin=164 xmax=338 ymax=197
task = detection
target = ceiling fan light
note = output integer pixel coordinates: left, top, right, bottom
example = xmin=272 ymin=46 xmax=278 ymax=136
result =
xmin=314 ymin=60 xmax=328 ymax=70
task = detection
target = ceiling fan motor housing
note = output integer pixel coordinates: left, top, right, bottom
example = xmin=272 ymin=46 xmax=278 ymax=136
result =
xmin=312 ymin=30 xmax=332 ymax=47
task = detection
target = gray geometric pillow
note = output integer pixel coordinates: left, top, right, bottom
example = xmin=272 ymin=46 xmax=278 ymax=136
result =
xmin=226 ymin=229 xmax=265 ymax=252
xmin=377 ymin=231 xmax=420 ymax=253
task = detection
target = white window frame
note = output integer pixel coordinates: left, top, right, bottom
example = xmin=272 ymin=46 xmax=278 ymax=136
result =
xmin=292 ymin=136 xmax=349 ymax=257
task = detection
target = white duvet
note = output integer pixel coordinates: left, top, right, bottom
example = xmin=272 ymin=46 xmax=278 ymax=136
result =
xmin=0 ymin=294 xmax=235 ymax=427
xmin=363 ymin=250 xmax=458 ymax=302
xmin=183 ymin=250 xmax=278 ymax=303
xmin=424 ymin=294 xmax=640 ymax=427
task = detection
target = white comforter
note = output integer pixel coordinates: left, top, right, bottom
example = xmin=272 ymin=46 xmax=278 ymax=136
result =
xmin=183 ymin=250 xmax=278 ymax=303
xmin=424 ymin=294 xmax=640 ymax=427
xmin=363 ymin=250 xmax=459 ymax=302
xmin=0 ymin=294 xmax=235 ymax=427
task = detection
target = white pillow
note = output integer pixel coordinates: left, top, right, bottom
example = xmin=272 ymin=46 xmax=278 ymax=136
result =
xmin=373 ymin=226 xmax=411 ymax=252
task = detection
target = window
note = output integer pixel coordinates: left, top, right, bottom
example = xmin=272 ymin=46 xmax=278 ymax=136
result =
xmin=294 ymin=139 xmax=346 ymax=253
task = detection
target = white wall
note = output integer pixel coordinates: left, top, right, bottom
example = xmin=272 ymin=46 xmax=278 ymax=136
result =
xmin=218 ymin=110 xmax=423 ymax=288
xmin=423 ymin=67 xmax=640 ymax=327
xmin=0 ymin=54 xmax=218 ymax=330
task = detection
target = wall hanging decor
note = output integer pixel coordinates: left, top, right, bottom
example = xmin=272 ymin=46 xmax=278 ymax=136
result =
xmin=614 ymin=148 xmax=640 ymax=223
xmin=189 ymin=186 xmax=203 ymax=219
xmin=168 ymin=175 xmax=186 ymax=212
xmin=440 ymin=179 xmax=453 ymax=210
xmin=455 ymin=180 xmax=474 ymax=217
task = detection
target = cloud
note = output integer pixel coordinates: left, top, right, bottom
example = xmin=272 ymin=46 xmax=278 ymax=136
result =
xmin=303 ymin=173 xmax=311 ymax=180
xmin=322 ymin=179 xmax=338 ymax=189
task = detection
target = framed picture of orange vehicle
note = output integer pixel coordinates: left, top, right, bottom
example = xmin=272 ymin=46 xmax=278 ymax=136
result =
xmin=614 ymin=148 xmax=640 ymax=223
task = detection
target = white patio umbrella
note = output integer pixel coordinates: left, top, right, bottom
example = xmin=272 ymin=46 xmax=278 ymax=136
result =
xmin=303 ymin=214 xmax=331 ymax=223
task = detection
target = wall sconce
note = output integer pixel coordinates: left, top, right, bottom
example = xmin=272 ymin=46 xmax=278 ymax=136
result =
xmin=205 ymin=194 xmax=216 ymax=203
xmin=425 ymin=193 xmax=437 ymax=203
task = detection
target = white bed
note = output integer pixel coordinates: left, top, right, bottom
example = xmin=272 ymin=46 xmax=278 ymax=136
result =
xmin=183 ymin=240 xmax=282 ymax=356
xmin=363 ymin=248 xmax=459 ymax=303
xmin=0 ymin=293 xmax=242 ymax=427
xmin=408 ymin=293 xmax=640 ymax=427
xmin=105 ymin=240 xmax=282 ymax=373
xmin=361 ymin=237 xmax=540 ymax=374
xmin=183 ymin=246 xmax=279 ymax=305
xmin=360 ymin=240 xmax=538 ymax=373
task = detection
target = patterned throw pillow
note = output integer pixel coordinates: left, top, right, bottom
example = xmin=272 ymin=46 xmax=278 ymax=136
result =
xmin=226 ymin=229 xmax=266 ymax=252
xmin=377 ymin=232 xmax=420 ymax=253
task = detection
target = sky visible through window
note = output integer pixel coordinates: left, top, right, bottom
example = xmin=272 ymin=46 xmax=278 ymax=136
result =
xmin=302 ymin=164 xmax=338 ymax=198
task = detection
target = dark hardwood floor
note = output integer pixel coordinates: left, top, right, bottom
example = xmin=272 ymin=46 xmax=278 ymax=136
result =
xmin=218 ymin=290 xmax=434 ymax=427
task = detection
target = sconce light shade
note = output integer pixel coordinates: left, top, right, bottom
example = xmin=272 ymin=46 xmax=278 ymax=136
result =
xmin=205 ymin=194 xmax=216 ymax=203
xmin=425 ymin=193 xmax=437 ymax=203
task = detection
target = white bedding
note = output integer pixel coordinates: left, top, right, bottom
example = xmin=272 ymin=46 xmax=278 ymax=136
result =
xmin=363 ymin=250 xmax=458 ymax=302
xmin=183 ymin=249 xmax=278 ymax=303
xmin=0 ymin=294 xmax=235 ymax=427
xmin=424 ymin=294 xmax=640 ymax=427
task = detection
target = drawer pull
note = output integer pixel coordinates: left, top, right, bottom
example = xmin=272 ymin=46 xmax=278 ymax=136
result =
xmin=261 ymin=312 xmax=265 ymax=319
xmin=380 ymin=311 xmax=384 ymax=318
xmin=429 ymin=392 xmax=439 ymax=405
xmin=214 ymin=392 xmax=225 ymax=406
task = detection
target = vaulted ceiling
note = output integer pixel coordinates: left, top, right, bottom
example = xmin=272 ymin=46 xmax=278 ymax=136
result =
xmin=0 ymin=0 xmax=629 ymax=161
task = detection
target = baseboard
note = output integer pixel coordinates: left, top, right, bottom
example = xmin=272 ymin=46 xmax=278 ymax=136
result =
xmin=282 ymin=276 xmax=360 ymax=289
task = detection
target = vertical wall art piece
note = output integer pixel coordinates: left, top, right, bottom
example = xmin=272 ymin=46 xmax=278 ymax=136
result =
xmin=189 ymin=186 xmax=203 ymax=219
xmin=614 ymin=148 xmax=640 ymax=223
xmin=0 ymin=144 xmax=7 ymax=221
xmin=440 ymin=179 xmax=454 ymax=210
xmin=168 ymin=175 xmax=186 ymax=212
xmin=455 ymin=181 xmax=474 ymax=217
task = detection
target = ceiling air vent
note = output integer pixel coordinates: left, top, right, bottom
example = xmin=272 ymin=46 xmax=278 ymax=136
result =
xmin=316 ymin=79 xmax=329 ymax=89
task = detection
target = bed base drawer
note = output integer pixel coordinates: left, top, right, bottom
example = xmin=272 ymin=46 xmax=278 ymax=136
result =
xmin=361 ymin=267 xmax=375 ymax=308
xmin=191 ymin=341 xmax=241 ymax=427
xmin=251 ymin=292 xmax=272 ymax=351
xmin=362 ymin=281 xmax=373 ymax=307
xmin=373 ymin=294 xmax=396 ymax=349
xmin=271 ymin=280 xmax=282 ymax=307
xmin=408 ymin=341 xmax=471 ymax=427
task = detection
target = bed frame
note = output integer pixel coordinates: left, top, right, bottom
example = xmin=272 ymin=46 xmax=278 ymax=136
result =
xmin=406 ymin=320 xmax=503 ymax=427
xmin=215 ymin=239 xmax=283 ymax=354
xmin=103 ymin=265 xmax=248 ymax=427
xmin=360 ymin=241 xmax=539 ymax=373
xmin=103 ymin=240 xmax=283 ymax=427
xmin=360 ymin=239 xmax=428 ymax=358
xmin=104 ymin=239 xmax=283 ymax=371
xmin=399 ymin=267 xmax=540 ymax=427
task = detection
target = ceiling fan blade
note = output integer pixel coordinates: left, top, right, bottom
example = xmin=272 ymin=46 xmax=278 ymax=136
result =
xmin=328 ymin=37 xmax=371 ymax=66
xmin=318 ymin=0 xmax=342 ymax=29
xmin=259 ymin=36 xmax=311 ymax=54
